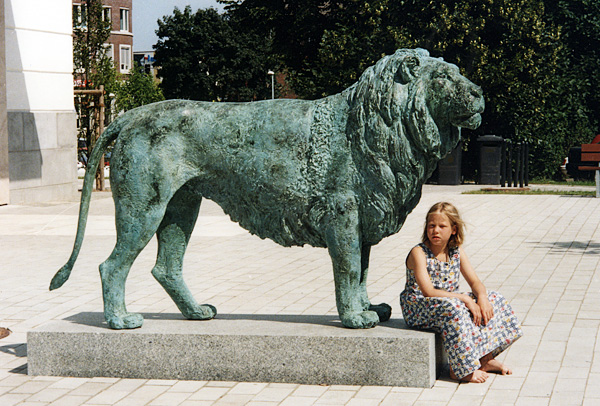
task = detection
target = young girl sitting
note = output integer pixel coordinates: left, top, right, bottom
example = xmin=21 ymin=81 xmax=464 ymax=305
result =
xmin=400 ymin=202 xmax=522 ymax=383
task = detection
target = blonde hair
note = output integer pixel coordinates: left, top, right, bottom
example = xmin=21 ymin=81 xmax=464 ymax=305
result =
xmin=421 ymin=202 xmax=465 ymax=248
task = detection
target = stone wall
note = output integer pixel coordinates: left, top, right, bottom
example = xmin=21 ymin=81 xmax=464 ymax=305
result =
xmin=4 ymin=0 xmax=77 ymax=204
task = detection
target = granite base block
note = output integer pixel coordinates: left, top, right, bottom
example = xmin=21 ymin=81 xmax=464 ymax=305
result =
xmin=28 ymin=312 xmax=445 ymax=387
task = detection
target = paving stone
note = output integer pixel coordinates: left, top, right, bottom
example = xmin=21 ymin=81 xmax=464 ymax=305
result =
xmin=48 ymin=395 xmax=90 ymax=406
xmin=24 ymin=388 xmax=69 ymax=403
xmin=85 ymin=390 xmax=130 ymax=405
xmin=290 ymin=385 xmax=328 ymax=398
xmin=212 ymin=394 xmax=256 ymax=405
xmin=345 ymin=398 xmax=380 ymax=406
xmin=187 ymin=387 xmax=230 ymax=401
xmin=228 ymin=382 xmax=268 ymax=395
xmin=10 ymin=379 xmax=53 ymax=393
xmin=482 ymin=389 xmax=519 ymax=405
xmin=169 ymin=381 xmax=208 ymax=393
xmin=0 ymin=393 xmax=33 ymax=406
xmin=314 ymin=388 xmax=355 ymax=405
xmin=116 ymin=385 xmax=169 ymax=403
xmin=148 ymin=391 xmax=193 ymax=405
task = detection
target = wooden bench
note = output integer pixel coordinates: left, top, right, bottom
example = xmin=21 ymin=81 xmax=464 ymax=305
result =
xmin=578 ymin=143 xmax=600 ymax=197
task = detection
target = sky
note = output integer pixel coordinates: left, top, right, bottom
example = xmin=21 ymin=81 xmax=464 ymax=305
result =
xmin=132 ymin=0 xmax=223 ymax=52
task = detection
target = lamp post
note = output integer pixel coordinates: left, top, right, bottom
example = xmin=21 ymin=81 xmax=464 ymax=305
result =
xmin=268 ymin=70 xmax=274 ymax=99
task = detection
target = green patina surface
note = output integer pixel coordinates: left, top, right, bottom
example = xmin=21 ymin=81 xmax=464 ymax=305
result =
xmin=51 ymin=49 xmax=484 ymax=329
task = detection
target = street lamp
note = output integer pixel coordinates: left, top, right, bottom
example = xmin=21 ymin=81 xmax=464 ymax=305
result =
xmin=267 ymin=70 xmax=275 ymax=99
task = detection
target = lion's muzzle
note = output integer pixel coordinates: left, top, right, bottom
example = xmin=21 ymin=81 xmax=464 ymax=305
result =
xmin=456 ymin=85 xmax=484 ymax=130
xmin=457 ymin=112 xmax=482 ymax=130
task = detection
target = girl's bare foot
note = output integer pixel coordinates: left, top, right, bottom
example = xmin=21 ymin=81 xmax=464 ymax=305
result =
xmin=481 ymin=358 xmax=512 ymax=375
xmin=450 ymin=369 xmax=489 ymax=383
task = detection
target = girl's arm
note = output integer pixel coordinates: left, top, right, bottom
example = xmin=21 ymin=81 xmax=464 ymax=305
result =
xmin=459 ymin=248 xmax=494 ymax=325
xmin=407 ymin=247 xmax=483 ymax=323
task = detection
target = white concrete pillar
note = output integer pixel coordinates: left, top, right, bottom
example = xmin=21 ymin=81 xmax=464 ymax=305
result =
xmin=5 ymin=0 xmax=77 ymax=204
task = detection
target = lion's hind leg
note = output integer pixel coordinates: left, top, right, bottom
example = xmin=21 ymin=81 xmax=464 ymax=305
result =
xmin=100 ymin=203 xmax=167 ymax=329
xmin=151 ymin=184 xmax=216 ymax=321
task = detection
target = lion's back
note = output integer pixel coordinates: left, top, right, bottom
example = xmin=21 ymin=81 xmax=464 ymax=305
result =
xmin=111 ymin=98 xmax=349 ymax=248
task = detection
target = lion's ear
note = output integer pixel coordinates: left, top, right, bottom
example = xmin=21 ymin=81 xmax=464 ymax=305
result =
xmin=398 ymin=56 xmax=421 ymax=84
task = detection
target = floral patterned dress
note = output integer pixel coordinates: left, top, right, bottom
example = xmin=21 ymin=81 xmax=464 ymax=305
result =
xmin=400 ymin=243 xmax=523 ymax=379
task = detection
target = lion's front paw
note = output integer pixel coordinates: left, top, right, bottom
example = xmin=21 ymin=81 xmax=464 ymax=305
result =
xmin=341 ymin=310 xmax=379 ymax=329
xmin=106 ymin=312 xmax=143 ymax=329
xmin=183 ymin=304 xmax=217 ymax=320
xmin=369 ymin=303 xmax=392 ymax=322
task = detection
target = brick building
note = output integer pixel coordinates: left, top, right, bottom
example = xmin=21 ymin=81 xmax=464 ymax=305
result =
xmin=72 ymin=0 xmax=133 ymax=74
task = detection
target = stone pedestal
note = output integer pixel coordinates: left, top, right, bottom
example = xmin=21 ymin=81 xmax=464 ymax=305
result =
xmin=28 ymin=312 xmax=445 ymax=387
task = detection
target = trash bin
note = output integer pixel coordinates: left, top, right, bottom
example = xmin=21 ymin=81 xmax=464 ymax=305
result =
xmin=477 ymin=135 xmax=503 ymax=185
xmin=436 ymin=142 xmax=462 ymax=185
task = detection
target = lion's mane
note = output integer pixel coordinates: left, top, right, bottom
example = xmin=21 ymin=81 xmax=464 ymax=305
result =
xmin=345 ymin=49 xmax=462 ymax=245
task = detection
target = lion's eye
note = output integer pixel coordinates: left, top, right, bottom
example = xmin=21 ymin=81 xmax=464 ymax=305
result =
xmin=435 ymin=72 xmax=449 ymax=80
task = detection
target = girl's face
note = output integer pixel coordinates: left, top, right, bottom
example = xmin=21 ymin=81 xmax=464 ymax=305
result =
xmin=426 ymin=211 xmax=456 ymax=249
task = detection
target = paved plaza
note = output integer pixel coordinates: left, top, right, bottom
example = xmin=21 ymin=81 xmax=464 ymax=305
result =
xmin=1 ymin=183 xmax=599 ymax=405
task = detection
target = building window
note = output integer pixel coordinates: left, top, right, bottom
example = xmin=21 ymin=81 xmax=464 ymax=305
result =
xmin=102 ymin=7 xmax=111 ymax=23
xmin=120 ymin=8 xmax=130 ymax=32
xmin=73 ymin=4 xmax=87 ymax=29
xmin=120 ymin=45 xmax=132 ymax=73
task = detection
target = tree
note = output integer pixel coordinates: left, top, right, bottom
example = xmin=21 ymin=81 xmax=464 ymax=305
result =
xmin=543 ymin=0 xmax=600 ymax=133
xmin=73 ymin=0 xmax=118 ymax=189
xmin=73 ymin=0 xmax=113 ymax=90
xmin=116 ymin=62 xmax=164 ymax=112
xmin=222 ymin=0 xmax=392 ymax=99
xmin=73 ymin=0 xmax=118 ymax=148
xmin=154 ymin=6 xmax=273 ymax=101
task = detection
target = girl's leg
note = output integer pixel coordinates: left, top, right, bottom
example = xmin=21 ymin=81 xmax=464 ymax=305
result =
xmin=434 ymin=297 xmax=488 ymax=382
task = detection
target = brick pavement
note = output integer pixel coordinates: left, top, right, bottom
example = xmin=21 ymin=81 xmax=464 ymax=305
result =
xmin=1 ymin=184 xmax=599 ymax=405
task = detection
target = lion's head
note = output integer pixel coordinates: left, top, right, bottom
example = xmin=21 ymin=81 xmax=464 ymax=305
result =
xmin=348 ymin=48 xmax=484 ymax=162
xmin=402 ymin=52 xmax=484 ymax=130
xmin=345 ymin=49 xmax=484 ymax=244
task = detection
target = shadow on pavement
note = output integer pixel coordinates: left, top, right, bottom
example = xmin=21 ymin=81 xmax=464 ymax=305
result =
xmin=529 ymin=240 xmax=600 ymax=255
xmin=1 ymin=343 xmax=27 ymax=375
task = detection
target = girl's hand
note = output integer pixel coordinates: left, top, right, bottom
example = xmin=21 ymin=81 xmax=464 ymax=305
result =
xmin=478 ymin=298 xmax=494 ymax=325
xmin=462 ymin=295 xmax=482 ymax=325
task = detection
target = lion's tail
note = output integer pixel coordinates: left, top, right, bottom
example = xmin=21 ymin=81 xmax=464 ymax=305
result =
xmin=49 ymin=118 xmax=124 ymax=291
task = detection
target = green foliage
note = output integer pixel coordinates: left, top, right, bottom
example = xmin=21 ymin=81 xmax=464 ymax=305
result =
xmin=154 ymin=6 xmax=272 ymax=101
xmin=543 ymin=0 xmax=600 ymax=130
xmin=116 ymin=63 xmax=164 ymax=112
xmin=222 ymin=0 xmax=403 ymax=98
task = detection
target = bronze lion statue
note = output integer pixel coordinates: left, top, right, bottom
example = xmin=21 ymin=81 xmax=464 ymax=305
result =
xmin=51 ymin=48 xmax=484 ymax=329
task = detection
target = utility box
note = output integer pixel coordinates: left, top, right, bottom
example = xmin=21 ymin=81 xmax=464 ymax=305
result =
xmin=436 ymin=143 xmax=462 ymax=185
xmin=478 ymin=135 xmax=503 ymax=185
